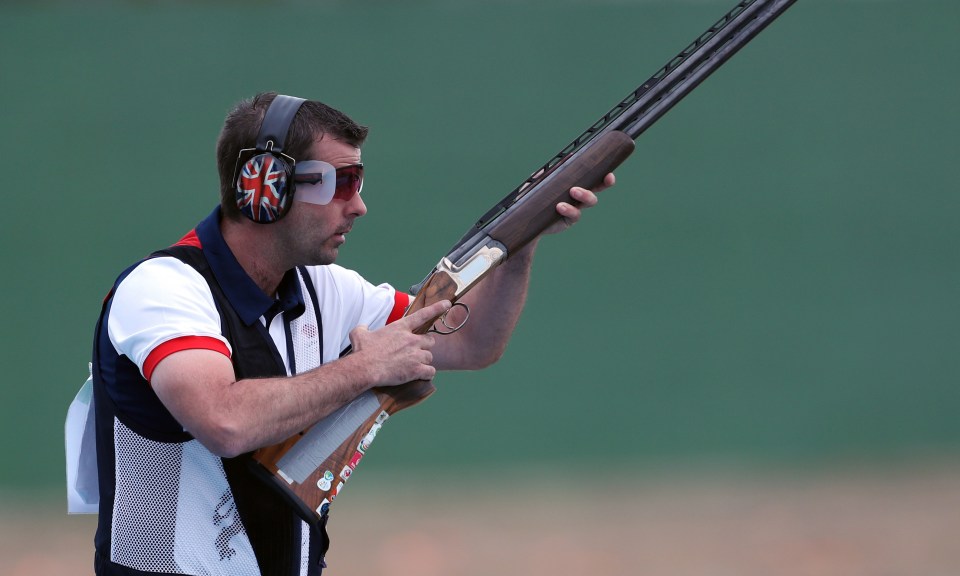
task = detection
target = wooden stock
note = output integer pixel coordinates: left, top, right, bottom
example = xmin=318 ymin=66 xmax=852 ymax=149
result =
xmin=249 ymin=380 xmax=437 ymax=525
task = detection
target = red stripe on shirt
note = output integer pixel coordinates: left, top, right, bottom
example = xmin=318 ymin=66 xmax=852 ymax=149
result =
xmin=387 ymin=291 xmax=411 ymax=324
xmin=172 ymin=229 xmax=202 ymax=248
xmin=143 ymin=335 xmax=230 ymax=381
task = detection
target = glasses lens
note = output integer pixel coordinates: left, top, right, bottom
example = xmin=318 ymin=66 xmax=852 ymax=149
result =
xmin=294 ymin=161 xmax=364 ymax=206
xmin=333 ymin=164 xmax=364 ymax=201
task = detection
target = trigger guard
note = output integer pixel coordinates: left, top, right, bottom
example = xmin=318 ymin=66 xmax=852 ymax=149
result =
xmin=429 ymin=302 xmax=470 ymax=335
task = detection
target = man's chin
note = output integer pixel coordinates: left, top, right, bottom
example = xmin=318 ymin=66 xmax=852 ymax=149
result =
xmin=315 ymin=247 xmax=338 ymax=266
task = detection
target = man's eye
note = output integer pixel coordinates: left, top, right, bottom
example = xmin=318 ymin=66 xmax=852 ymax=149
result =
xmin=296 ymin=174 xmax=323 ymax=185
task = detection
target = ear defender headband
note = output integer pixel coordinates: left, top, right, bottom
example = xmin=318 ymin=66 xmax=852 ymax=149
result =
xmin=234 ymin=95 xmax=307 ymax=223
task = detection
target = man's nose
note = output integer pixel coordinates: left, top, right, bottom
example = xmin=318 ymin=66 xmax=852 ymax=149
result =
xmin=348 ymin=193 xmax=367 ymax=217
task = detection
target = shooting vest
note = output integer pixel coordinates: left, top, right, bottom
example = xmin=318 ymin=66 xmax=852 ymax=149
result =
xmin=92 ymin=245 xmax=328 ymax=576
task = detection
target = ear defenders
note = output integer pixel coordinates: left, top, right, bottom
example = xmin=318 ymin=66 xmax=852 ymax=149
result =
xmin=233 ymin=95 xmax=306 ymax=223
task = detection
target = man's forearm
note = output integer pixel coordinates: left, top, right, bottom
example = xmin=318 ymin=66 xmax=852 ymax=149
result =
xmin=152 ymin=301 xmax=448 ymax=457
xmin=431 ymin=238 xmax=538 ymax=371
xmin=152 ymin=350 xmax=375 ymax=457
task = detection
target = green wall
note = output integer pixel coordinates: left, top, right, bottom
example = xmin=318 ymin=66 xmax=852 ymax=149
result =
xmin=1 ymin=0 xmax=957 ymax=491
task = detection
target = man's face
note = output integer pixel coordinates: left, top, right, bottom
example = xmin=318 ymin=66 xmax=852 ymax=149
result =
xmin=279 ymin=136 xmax=366 ymax=266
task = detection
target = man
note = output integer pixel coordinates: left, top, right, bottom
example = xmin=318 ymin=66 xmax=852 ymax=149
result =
xmin=91 ymin=92 xmax=614 ymax=576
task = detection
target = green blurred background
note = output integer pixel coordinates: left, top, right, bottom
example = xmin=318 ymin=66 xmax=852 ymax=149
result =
xmin=1 ymin=0 xmax=957 ymax=502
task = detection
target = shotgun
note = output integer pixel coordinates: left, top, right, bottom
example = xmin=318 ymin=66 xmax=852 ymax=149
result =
xmin=252 ymin=0 xmax=798 ymax=525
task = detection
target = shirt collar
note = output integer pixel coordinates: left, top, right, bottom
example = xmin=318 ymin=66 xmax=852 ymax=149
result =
xmin=195 ymin=207 xmax=306 ymax=326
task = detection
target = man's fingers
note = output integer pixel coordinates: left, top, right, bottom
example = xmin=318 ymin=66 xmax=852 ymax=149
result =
xmin=556 ymin=202 xmax=582 ymax=223
xmin=597 ymin=172 xmax=616 ymax=193
xmin=416 ymin=365 xmax=437 ymax=382
xmin=398 ymin=300 xmax=451 ymax=331
xmin=569 ymin=186 xmax=599 ymax=207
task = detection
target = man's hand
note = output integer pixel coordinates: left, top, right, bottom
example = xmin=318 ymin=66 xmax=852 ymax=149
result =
xmin=347 ymin=299 xmax=451 ymax=386
xmin=543 ymin=172 xmax=616 ymax=236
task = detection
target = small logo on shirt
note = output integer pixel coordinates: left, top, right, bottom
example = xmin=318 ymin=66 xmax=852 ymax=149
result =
xmin=213 ymin=490 xmax=243 ymax=561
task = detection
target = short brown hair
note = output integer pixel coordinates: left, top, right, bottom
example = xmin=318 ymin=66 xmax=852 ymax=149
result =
xmin=215 ymin=92 xmax=369 ymax=220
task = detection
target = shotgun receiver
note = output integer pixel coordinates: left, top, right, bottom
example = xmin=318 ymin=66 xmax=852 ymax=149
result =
xmin=252 ymin=0 xmax=798 ymax=525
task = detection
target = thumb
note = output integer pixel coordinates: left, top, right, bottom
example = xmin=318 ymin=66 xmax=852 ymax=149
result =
xmin=348 ymin=324 xmax=369 ymax=348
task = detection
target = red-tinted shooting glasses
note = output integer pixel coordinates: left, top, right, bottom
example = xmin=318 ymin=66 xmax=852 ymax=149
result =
xmin=293 ymin=161 xmax=364 ymax=205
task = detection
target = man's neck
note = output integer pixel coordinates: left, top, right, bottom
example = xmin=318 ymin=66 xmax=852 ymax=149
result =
xmin=221 ymin=217 xmax=286 ymax=297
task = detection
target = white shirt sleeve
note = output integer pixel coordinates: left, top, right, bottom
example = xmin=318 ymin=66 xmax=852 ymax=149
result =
xmin=108 ymin=257 xmax=232 ymax=378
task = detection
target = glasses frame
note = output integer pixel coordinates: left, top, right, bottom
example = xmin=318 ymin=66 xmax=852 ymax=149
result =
xmin=292 ymin=160 xmax=365 ymax=206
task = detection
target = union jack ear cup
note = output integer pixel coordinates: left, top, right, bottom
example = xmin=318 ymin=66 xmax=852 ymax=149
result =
xmin=233 ymin=94 xmax=306 ymax=223
xmin=235 ymin=153 xmax=294 ymax=223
